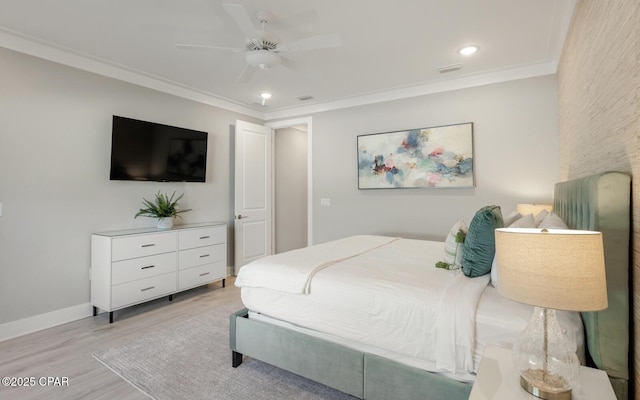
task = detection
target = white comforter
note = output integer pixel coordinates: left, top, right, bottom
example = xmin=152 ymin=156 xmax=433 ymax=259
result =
xmin=235 ymin=235 xmax=491 ymax=374
xmin=235 ymin=235 xmax=400 ymax=294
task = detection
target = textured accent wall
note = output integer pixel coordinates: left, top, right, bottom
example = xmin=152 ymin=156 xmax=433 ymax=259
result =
xmin=558 ymin=1 xmax=640 ymax=398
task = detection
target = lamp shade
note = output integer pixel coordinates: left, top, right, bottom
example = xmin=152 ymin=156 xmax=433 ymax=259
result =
xmin=495 ymin=228 xmax=607 ymax=311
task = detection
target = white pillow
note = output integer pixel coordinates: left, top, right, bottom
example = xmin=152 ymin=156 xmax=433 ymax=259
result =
xmin=538 ymin=212 xmax=569 ymax=229
xmin=490 ymin=254 xmax=498 ymax=287
xmin=442 ymin=220 xmax=468 ymax=269
xmin=502 ymin=211 xmax=522 ymax=227
xmin=508 ymin=213 xmax=536 ymax=228
xmin=534 ymin=209 xmax=550 ymax=226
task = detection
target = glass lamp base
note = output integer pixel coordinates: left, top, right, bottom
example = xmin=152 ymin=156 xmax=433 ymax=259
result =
xmin=520 ymin=370 xmax=572 ymax=400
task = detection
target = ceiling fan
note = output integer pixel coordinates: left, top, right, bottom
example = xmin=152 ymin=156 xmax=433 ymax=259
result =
xmin=176 ymin=3 xmax=342 ymax=83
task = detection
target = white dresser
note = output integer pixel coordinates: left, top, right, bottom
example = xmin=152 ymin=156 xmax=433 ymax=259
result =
xmin=91 ymin=222 xmax=227 ymax=323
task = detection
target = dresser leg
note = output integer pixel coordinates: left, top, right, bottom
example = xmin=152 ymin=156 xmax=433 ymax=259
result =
xmin=169 ymin=294 xmax=173 ymax=301
xmin=232 ymin=351 xmax=243 ymax=367
xmin=93 ymin=306 xmax=97 ymax=317
xmin=109 ymin=312 xmax=114 ymax=324
xmin=222 ymin=278 xmax=226 ymax=288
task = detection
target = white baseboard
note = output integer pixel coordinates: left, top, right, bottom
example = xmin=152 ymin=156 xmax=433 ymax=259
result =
xmin=0 ymin=303 xmax=93 ymax=342
xmin=1 ymin=268 xmax=236 ymax=342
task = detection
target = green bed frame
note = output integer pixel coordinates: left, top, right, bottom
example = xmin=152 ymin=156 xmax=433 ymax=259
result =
xmin=229 ymin=171 xmax=631 ymax=400
xmin=554 ymin=171 xmax=631 ymax=400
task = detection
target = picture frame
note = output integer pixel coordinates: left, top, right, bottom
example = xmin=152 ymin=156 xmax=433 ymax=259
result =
xmin=357 ymin=122 xmax=474 ymax=189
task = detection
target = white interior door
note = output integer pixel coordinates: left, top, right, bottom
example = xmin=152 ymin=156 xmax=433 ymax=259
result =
xmin=234 ymin=120 xmax=272 ymax=272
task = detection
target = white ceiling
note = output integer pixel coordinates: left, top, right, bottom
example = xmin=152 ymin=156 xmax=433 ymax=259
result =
xmin=0 ymin=0 xmax=576 ymax=119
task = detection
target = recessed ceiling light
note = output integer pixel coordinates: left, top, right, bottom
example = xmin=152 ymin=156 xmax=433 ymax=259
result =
xmin=260 ymin=92 xmax=272 ymax=105
xmin=458 ymin=46 xmax=478 ymax=56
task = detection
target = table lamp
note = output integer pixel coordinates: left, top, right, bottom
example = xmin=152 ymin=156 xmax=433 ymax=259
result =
xmin=494 ymin=228 xmax=607 ymax=400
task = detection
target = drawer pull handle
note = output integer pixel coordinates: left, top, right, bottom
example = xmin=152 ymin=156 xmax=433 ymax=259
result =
xmin=199 ymin=272 xmax=210 ymax=277
xmin=199 ymin=254 xmax=210 ymax=258
xmin=141 ymin=265 xmax=155 ymax=270
xmin=141 ymin=244 xmax=156 ymax=248
xmin=140 ymin=286 xmax=155 ymax=292
xmin=200 ymin=236 xmax=210 ymax=239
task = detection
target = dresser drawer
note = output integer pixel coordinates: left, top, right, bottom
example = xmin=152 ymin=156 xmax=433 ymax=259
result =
xmin=178 ymin=261 xmax=226 ymax=290
xmin=178 ymin=244 xmax=225 ymax=270
xmin=112 ymin=252 xmax=177 ymax=285
xmin=111 ymin=273 xmax=176 ymax=309
xmin=112 ymin=232 xmax=177 ymax=261
xmin=179 ymin=226 xmax=225 ymax=250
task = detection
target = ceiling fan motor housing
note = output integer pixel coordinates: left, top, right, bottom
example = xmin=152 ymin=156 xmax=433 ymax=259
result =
xmin=246 ymin=30 xmax=280 ymax=51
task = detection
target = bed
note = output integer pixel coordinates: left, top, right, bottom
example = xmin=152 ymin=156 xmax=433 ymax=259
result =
xmin=229 ymin=171 xmax=631 ymax=400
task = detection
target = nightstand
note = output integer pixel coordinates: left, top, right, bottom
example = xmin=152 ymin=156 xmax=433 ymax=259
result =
xmin=469 ymin=345 xmax=616 ymax=400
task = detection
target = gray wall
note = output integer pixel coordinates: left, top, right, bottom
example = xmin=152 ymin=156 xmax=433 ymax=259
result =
xmin=0 ymin=47 xmax=261 ymax=325
xmin=274 ymin=127 xmax=308 ymax=253
xmin=306 ymin=75 xmax=560 ymax=244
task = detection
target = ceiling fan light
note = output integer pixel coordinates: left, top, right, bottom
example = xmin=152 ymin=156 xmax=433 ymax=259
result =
xmin=245 ymin=50 xmax=281 ymax=69
xmin=458 ymin=46 xmax=478 ymax=56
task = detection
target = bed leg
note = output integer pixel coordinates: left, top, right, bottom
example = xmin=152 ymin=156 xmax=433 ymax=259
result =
xmin=232 ymin=351 xmax=243 ymax=367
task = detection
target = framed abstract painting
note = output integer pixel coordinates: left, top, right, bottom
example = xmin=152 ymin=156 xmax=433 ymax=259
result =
xmin=357 ymin=122 xmax=474 ymax=189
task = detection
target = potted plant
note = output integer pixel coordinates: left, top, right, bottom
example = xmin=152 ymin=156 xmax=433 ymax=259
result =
xmin=134 ymin=191 xmax=191 ymax=229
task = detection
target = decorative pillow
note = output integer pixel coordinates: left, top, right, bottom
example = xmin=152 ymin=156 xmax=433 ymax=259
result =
xmin=461 ymin=205 xmax=504 ymax=278
xmin=538 ymin=212 xmax=569 ymax=229
xmin=502 ymin=211 xmax=522 ymax=227
xmin=490 ymin=255 xmax=498 ymax=287
xmin=508 ymin=213 xmax=536 ymax=228
xmin=436 ymin=220 xmax=468 ymax=270
xmin=534 ymin=209 xmax=550 ymax=226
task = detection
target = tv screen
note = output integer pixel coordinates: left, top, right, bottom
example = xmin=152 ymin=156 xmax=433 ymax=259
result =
xmin=110 ymin=116 xmax=208 ymax=182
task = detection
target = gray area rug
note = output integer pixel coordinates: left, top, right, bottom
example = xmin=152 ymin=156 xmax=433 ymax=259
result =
xmin=93 ymin=300 xmax=354 ymax=400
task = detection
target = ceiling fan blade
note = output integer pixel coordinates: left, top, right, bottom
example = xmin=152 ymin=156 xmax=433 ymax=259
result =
xmin=222 ymin=3 xmax=260 ymax=40
xmin=281 ymin=58 xmax=323 ymax=81
xmin=277 ymin=33 xmax=342 ymax=53
xmin=236 ymin=64 xmax=256 ymax=83
xmin=176 ymin=43 xmax=245 ymax=52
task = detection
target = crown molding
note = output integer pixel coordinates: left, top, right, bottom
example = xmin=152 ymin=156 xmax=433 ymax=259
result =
xmin=0 ymin=26 xmax=561 ymax=123
xmin=0 ymin=27 xmax=264 ymax=119
xmin=264 ymin=61 xmax=558 ymax=121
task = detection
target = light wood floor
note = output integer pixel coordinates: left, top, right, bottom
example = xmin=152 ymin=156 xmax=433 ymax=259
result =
xmin=0 ymin=278 xmax=240 ymax=400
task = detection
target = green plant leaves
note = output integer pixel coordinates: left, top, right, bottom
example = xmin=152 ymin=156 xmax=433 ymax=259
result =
xmin=134 ymin=191 xmax=192 ymax=219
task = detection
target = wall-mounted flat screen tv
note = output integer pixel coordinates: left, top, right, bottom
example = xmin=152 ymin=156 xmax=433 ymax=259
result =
xmin=110 ymin=115 xmax=208 ymax=182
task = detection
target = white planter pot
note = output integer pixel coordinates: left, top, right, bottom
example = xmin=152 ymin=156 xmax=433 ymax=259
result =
xmin=157 ymin=217 xmax=174 ymax=229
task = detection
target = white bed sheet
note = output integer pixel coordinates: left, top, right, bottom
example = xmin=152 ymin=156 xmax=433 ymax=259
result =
xmin=239 ymin=237 xmax=585 ymax=381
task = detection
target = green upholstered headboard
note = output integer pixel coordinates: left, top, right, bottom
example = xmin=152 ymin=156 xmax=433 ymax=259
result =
xmin=553 ymin=171 xmax=631 ymax=400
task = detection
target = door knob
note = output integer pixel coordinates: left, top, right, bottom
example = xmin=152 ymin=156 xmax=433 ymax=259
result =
xmin=236 ymin=214 xmax=249 ymax=220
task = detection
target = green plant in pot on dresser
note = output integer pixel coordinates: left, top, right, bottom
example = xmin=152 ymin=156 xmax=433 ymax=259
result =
xmin=135 ymin=191 xmax=191 ymax=229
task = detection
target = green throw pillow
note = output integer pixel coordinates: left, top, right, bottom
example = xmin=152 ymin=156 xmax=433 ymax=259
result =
xmin=461 ymin=205 xmax=504 ymax=277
